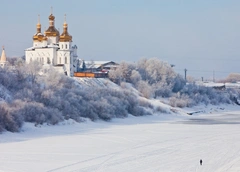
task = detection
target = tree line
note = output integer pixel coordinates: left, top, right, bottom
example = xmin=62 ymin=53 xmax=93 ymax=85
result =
xmin=0 ymin=57 xmax=239 ymax=133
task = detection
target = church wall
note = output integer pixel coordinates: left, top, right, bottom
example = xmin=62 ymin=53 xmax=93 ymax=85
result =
xmin=25 ymin=50 xmax=33 ymax=64
xmin=33 ymin=41 xmax=40 ymax=47
xmin=47 ymin=37 xmax=58 ymax=44
xmin=42 ymin=40 xmax=47 ymax=47
xmin=59 ymin=42 xmax=72 ymax=51
xmin=25 ymin=48 xmax=56 ymax=65
xmin=57 ymin=51 xmax=63 ymax=65
xmin=57 ymin=50 xmax=72 ymax=76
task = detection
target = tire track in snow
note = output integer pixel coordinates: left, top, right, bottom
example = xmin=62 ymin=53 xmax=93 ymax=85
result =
xmin=46 ymin=139 xmax=153 ymax=172
xmin=57 ymin=134 xmax=206 ymax=172
xmin=47 ymin=119 xmax=240 ymax=172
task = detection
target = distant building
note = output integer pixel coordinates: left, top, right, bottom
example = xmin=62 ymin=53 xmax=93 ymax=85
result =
xmin=82 ymin=61 xmax=118 ymax=72
xmin=0 ymin=46 xmax=7 ymax=68
xmin=25 ymin=12 xmax=78 ymax=76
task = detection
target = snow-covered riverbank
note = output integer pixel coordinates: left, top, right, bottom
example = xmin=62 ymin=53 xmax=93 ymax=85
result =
xmin=0 ymin=105 xmax=240 ymax=172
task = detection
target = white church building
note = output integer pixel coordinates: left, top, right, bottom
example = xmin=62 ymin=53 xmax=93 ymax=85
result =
xmin=25 ymin=12 xmax=78 ymax=76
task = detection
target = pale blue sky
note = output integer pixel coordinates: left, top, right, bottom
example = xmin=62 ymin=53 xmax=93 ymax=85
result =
xmin=1 ymin=0 xmax=240 ymax=79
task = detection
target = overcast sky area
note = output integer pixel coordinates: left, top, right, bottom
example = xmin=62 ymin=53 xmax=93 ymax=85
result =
xmin=1 ymin=0 xmax=240 ymax=80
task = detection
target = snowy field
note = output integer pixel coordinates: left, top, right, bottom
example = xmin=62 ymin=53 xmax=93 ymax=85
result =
xmin=1 ymin=106 xmax=240 ymax=172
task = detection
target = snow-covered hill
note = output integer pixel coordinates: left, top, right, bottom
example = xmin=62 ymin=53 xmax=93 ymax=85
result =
xmin=1 ymin=76 xmax=240 ymax=171
xmin=73 ymin=77 xmax=120 ymax=89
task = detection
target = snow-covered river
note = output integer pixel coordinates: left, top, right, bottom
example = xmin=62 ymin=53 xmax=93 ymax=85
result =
xmin=1 ymin=110 xmax=240 ymax=172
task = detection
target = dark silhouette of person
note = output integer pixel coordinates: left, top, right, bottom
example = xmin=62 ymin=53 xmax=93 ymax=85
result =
xmin=200 ymin=159 xmax=203 ymax=165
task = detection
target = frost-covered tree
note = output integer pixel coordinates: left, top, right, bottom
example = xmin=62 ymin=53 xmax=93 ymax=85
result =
xmin=220 ymin=73 xmax=240 ymax=83
xmin=0 ymin=56 xmax=239 ymax=133
xmin=130 ymin=70 xmax=142 ymax=85
xmin=25 ymin=60 xmax=42 ymax=85
xmin=0 ymin=103 xmax=23 ymax=132
xmin=137 ymin=58 xmax=175 ymax=85
xmin=109 ymin=58 xmax=184 ymax=98
xmin=137 ymin=80 xmax=153 ymax=98
xmin=171 ymin=74 xmax=186 ymax=93
xmin=109 ymin=62 xmax=135 ymax=84
xmin=82 ymin=60 xmax=86 ymax=71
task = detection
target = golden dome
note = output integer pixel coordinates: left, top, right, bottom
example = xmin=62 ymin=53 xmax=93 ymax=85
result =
xmin=45 ymin=27 xmax=60 ymax=37
xmin=33 ymin=33 xmax=44 ymax=42
xmin=45 ymin=12 xmax=59 ymax=38
xmin=49 ymin=14 xmax=55 ymax=20
xmin=43 ymin=36 xmax=48 ymax=41
xmin=59 ymin=14 xmax=72 ymax=42
xmin=33 ymin=15 xmax=44 ymax=42
xmin=59 ymin=32 xmax=72 ymax=42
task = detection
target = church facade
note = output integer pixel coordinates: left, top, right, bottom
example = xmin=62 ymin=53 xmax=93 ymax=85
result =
xmin=25 ymin=12 xmax=78 ymax=76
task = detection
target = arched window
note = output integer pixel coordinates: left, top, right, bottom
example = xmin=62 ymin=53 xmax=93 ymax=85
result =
xmin=47 ymin=57 xmax=51 ymax=64
xmin=65 ymin=44 xmax=67 ymax=49
xmin=59 ymin=57 xmax=61 ymax=64
xmin=65 ymin=57 xmax=67 ymax=64
xmin=62 ymin=44 xmax=63 ymax=49
xmin=42 ymin=57 xmax=44 ymax=64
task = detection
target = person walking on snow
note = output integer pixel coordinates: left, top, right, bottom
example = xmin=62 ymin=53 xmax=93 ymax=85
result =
xmin=200 ymin=159 xmax=203 ymax=165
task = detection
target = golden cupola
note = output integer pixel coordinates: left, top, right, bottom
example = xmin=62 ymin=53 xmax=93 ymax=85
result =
xmin=45 ymin=12 xmax=60 ymax=37
xmin=33 ymin=15 xmax=44 ymax=42
xmin=59 ymin=14 xmax=72 ymax=42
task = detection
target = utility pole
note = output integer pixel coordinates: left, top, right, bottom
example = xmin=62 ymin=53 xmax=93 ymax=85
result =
xmin=184 ymin=68 xmax=187 ymax=81
xmin=213 ymin=70 xmax=215 ymax=82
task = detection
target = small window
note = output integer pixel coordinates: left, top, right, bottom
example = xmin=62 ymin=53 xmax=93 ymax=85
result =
xmin=42 ymin=57 xmax=44 ymax=64
xmin=60 ymin=57 xmax=61 ymax=64
xmin=65 ymin=57 xmax=67 ymax=64
xmin=65 ymin=44 xmax=67 ymax=49
xmin=62 ymin=44 xmax=63 ymax=49
xmin=47 ymin=57 xmax=51 ymax=64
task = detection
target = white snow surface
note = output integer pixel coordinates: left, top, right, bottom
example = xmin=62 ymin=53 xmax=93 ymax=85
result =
xmin=195 ymin=81 xmax=240 ymax=89
xmin=73 ymin=77 xmax=120 ymax=89
xmin=1 ymin=104 xmax=240 ymax=172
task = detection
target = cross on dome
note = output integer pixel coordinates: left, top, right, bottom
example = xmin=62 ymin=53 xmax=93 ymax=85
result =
xmin=48 ymin=7 xmax=55 ymax=21
xmin=37 ymin=14 xmax=41 ymax=28
xmin=63 ymin=14 xmax=68 ymax=27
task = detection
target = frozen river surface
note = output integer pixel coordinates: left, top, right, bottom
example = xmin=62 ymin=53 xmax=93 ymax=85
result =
xmin=1 ymin=111 xmax=240 ymax=172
